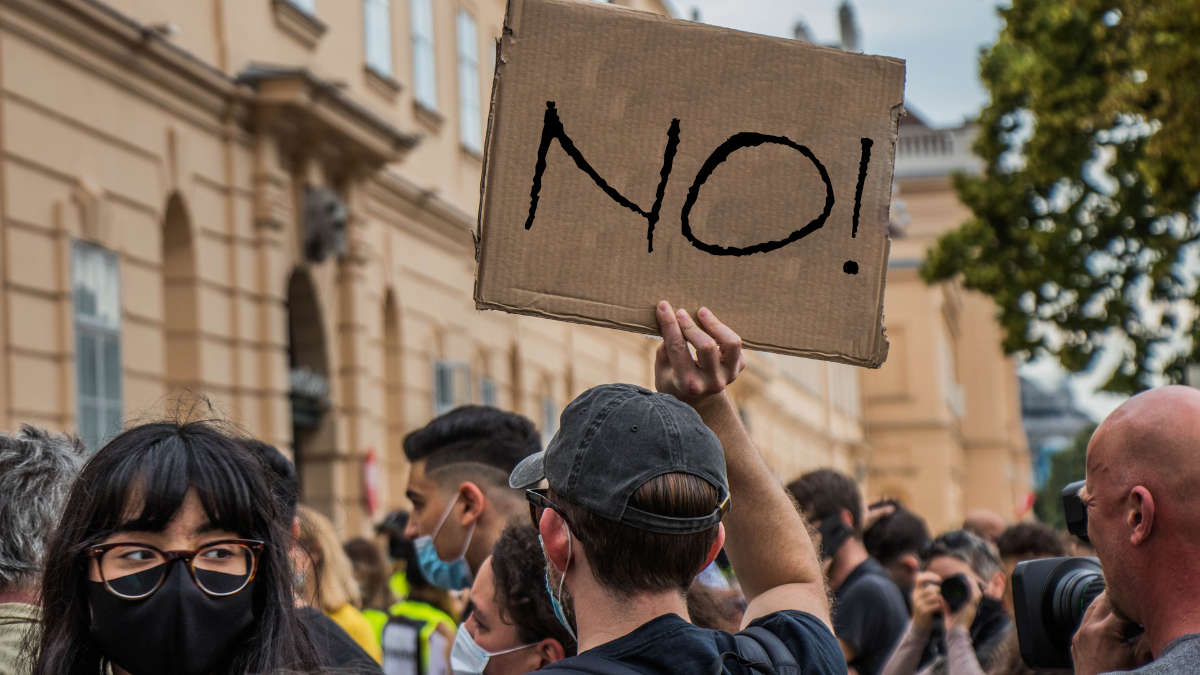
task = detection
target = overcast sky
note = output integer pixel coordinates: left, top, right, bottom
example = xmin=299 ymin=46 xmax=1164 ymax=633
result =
xmin=684 ymin=0 xmax=1005 ymax=127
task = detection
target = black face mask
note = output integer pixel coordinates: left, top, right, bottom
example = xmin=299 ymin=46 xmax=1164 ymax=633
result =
xmin=88 ymin=561 xmax=256 ymax=675
xmin=970 ymin=595 xmax=1011 ymax=649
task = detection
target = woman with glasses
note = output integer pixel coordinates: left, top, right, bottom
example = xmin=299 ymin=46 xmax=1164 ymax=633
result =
xmin=31 ymin=420 xmax=320 ymax=675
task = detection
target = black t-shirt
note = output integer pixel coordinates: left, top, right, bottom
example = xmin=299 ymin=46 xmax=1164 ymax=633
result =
xmin=537 ymin=610 xmax=846 ymax=673
xmin=833 ymin=558 xmax=908 ymax=675
xmin=297 ymin=606 xmax=383 ymax=674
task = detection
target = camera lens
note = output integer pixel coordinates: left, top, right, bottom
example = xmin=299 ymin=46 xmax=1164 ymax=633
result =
xmin=940 ymin=574 xmax=971 ymax=613
xmin=1049 ymin=568 xmax=1105 ymax=643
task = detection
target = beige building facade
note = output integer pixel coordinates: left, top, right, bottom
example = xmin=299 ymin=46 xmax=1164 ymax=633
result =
xmin=0 ymin=0 xmax=873 ymax=535
xmin=861 ymin=113 xmax=1033 ymax=532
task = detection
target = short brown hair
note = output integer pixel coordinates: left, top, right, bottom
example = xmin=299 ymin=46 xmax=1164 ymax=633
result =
xmin=552 ymin=473 xmax=720 ymax=596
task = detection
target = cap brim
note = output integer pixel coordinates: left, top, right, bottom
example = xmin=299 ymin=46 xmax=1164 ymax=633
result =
xmin=508 ymin=450 xmax=547 ymax=489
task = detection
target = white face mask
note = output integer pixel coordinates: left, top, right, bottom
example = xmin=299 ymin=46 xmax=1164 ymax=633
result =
xmin=450 ymin=626 xmax=537 ymax=675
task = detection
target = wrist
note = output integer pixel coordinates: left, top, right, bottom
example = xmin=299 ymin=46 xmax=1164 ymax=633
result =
xmin=691 ymin=391 xmax=734 ymax=418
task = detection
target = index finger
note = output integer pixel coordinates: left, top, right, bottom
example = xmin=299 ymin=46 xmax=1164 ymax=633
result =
xmin=656 ymin=301 xmax=698 ymax=375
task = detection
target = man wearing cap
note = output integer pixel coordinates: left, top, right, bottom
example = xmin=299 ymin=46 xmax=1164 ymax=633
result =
xmin=508 ymin=301 xmax=843 ymax=673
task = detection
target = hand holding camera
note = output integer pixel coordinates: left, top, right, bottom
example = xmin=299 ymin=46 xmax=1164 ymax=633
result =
xmin=911 ymin=571 xmax=981 ymax=633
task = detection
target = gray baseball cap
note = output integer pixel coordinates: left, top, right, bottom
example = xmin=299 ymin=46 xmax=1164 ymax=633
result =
xmin=508 ymin=383 xmax=730 ymax=534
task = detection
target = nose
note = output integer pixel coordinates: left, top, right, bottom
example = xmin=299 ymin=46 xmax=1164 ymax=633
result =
xmin=403 ymin=519 xmax=419 ymax=540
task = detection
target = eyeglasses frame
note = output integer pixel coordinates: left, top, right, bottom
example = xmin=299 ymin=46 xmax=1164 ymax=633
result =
xmin=525 ymin=488 xmax=572 ymax=530
xmin=86 ymin=538 xmax=265 ymax=600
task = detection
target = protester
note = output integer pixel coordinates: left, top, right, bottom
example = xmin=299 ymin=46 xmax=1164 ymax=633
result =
xmin=863 ymin=499 xmax=931 ymax=612
xmin=0 ymin=426 xmax=84 ymax=674
xmin=401 ymin=406 xmax=541 ymax=591
xmin=788 ymin=469 xmax=908 ymax=674
xmin=1071 ymin=386 xmax=1200 ymax=673
xmin=880 ymin=529 xmax=1011 ymax=675
xmin=32 ymin=420 xmax=321 ymax=675
xmin=506 ymin=302 xmax=844 ymax=672
xmin=453 ymin=524 xmax=575 ymax=674
xmin=344 ymin=536 xmax=393 ymax=634
xmin=244 ymin=438 xmax=383 ymax=673
xmin=382 ymin=533 xmax=457 ymax=675
xmin=296 ymin=504 xmax=383 ymax=663
xmin=993 ymin=522 xmax=1064 ymax=614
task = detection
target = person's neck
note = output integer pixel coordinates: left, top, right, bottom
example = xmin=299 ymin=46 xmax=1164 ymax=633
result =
xmin=0 ymin=586 xmax=38 ymax=605
xmin=1141 ymin=564 xmax=1200 ymax=657
xmin=570 ymin=570 xmax=689 ymax=653
xmin=828 ymin=539 xmax=870 ymax=591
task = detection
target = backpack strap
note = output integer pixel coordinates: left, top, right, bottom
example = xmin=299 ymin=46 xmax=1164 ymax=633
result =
xmin=729 ymin=626 xmax=801 ymax=675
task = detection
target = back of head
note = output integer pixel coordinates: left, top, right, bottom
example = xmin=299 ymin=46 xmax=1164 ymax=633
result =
xmin=34 ymin=420 xmax=314 ymax=675
xmin=0 ymin=425 xmax=84 ymax=593
xmin=921 ymin=529 xmax=1002 ymax=580
xmin=554 ymin=471 xmax=722 ymax=596
xmin=296 ymin=504 xmax=361 ymax=612
xmin=507 ymin=384 xmax=728 ymax=598
xmin=995 ymin=522 xmax=1065 ymax=562
xmin=963 ymin=509 xmax=1007 ymax=542
xmin=863 ymin=500 xmax=930 ymax=566
xmin=242 ymin=439 xmax=298 ymax=525
xmin=343 ymin=537 xmax=390 ymax=611
xmin=787 ymin=469 xmax=863 ymax=534
xmin=490 ymin=525 xmax=577 ymax=655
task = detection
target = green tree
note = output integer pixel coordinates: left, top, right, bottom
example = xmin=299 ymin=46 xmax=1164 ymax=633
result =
xmin=1033 ymin=424 xmax=1096 ymax=529
xmin=923 ymin=1 xmax=1200 ymax=393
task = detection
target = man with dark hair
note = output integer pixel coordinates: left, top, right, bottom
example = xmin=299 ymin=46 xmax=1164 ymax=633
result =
xmin=508 ymin=303 xmax=844 ymax=673
xmin=994 ymin=522 xmax=1065 ymax=614
xmin=789 ymin=469 xmax=908 ymax=674
xmin=452 ymin=525 xmax=574 ymax=674
xmin=0 ymin=426 xmax=83 ymax=675
xmin=863 ymin=500 xmax=931 ymax=610
xmin=401 ymin=406 xmax=541 ymax=590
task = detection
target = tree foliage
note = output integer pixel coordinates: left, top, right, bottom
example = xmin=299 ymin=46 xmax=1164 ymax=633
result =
xmin=922 ymin=0 xmax=1200 ymax=393
xmin=1033 ymin=424 xmax=1095 ymax=529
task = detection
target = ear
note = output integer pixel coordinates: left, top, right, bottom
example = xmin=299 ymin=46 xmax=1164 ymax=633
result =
xmin=291 ymin=516 xmax=301 ymax=539
xmin=539 ymin=509 xmax=572 ymax=573
xmin=697 ymin=523 xmax=727 ymax=575
xmin=535 ymin=637 xmax=567 ymax=666
xmin=1128 ymin=485 xmax=1155 ymax=546
xmin=457 ymin=481 xmax=487 ymax=526
xmin=899 ymin=553 xmax=920 ymax=576
xmin=984 ymin=569 xmax=1006 ymax=600
xmin=840 ymin=508 xmax=854 ymax=529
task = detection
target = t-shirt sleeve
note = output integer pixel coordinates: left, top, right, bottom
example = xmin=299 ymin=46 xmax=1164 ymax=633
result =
xmin=748 ymin=610 xmax=848 ymax=674
xmin=835 ymin=578 xmax=897 ymax=653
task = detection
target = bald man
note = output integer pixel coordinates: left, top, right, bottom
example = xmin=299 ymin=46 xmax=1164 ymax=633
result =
xmin=1071 ymin=385 xmax=1200 ymax=674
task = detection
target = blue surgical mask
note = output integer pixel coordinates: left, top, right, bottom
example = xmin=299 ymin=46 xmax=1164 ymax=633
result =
xmin=539 ymin=531 xmax=576 ymax=643
xmin=414 ymin=494 xmax=476 ymax=590
xmin=450 ymin=625 xmax=536 ymax=675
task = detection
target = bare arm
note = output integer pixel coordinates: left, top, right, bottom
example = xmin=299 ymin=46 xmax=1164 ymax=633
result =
xmin=654 ymin=302 xmax=830 ymax=628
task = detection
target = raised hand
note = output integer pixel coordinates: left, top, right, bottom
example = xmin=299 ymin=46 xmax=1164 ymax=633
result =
xmin=654 ymin=301 xmax=746 ymax=405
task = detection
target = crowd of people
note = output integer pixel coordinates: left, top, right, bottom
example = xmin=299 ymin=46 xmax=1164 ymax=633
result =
xmin=0 ymin=303 xmax=1196 ymax=674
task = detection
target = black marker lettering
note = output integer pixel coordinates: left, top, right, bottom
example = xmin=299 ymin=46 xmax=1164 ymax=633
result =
xmin=524 ymin=101 xmax=680 ymax=253
xmin=844 ymin=137 xmax=872 ymax=275
xmin=680 ymin=133 xmax=835 ymax=256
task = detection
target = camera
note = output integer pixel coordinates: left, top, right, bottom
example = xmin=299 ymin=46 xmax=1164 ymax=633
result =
xmin=939 ymin=573 xmax=971 ymax=613
xmin=1012 ymin=556 xmax=1105 ymax=669
xmin=1062 ymin=479 xmax=1089 ymax=543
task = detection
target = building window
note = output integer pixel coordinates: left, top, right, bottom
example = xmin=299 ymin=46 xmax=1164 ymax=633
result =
xmin=72 ymin=242 xmax=122 ymax=451
xmin=434 ymin=361 xmax=470 ymax=415
xmin=411 ymin=0 xmax=437 ymax=110
xmin=364 ymin=0 xmax=392 ymax=76
xmin=480 ymin=376 xmax=498 ymax=407
xmin=289 ymin=0 xmax=316 ymax=14
xmin=456 ymin=10 xmax=482 ymax=153
xmin=541 ymin=396 xmax=558 ymax=446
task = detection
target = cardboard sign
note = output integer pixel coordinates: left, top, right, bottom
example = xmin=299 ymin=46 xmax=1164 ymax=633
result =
xmin=474 ymin=0 xmax=905 ymax=367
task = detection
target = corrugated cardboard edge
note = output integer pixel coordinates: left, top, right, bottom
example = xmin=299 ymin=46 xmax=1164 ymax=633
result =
xmin=474 ymin=0 xmax=904 ymax=370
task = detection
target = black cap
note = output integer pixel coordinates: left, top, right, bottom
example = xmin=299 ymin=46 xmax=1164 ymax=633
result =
xmin=509 ymin=383 xmax=729 ymax=534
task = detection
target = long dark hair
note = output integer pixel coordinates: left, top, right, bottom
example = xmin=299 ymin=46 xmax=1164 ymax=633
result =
xmin=33 ymin=420 xmax=319 ymax=674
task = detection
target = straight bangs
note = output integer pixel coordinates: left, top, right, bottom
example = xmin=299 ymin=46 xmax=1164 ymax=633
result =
xmin=83 ymin=422 xmax=273 ymax=543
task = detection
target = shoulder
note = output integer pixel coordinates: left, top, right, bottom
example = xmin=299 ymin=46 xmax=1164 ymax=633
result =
xmin=839 ymin=569 xmax=905 ymax=608
xmin=747 ymin=610 xmax=845 ymax=668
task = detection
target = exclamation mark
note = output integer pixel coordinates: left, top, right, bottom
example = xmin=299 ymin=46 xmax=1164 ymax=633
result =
xmin=843 ymin=137 xmax=873 ymax=275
